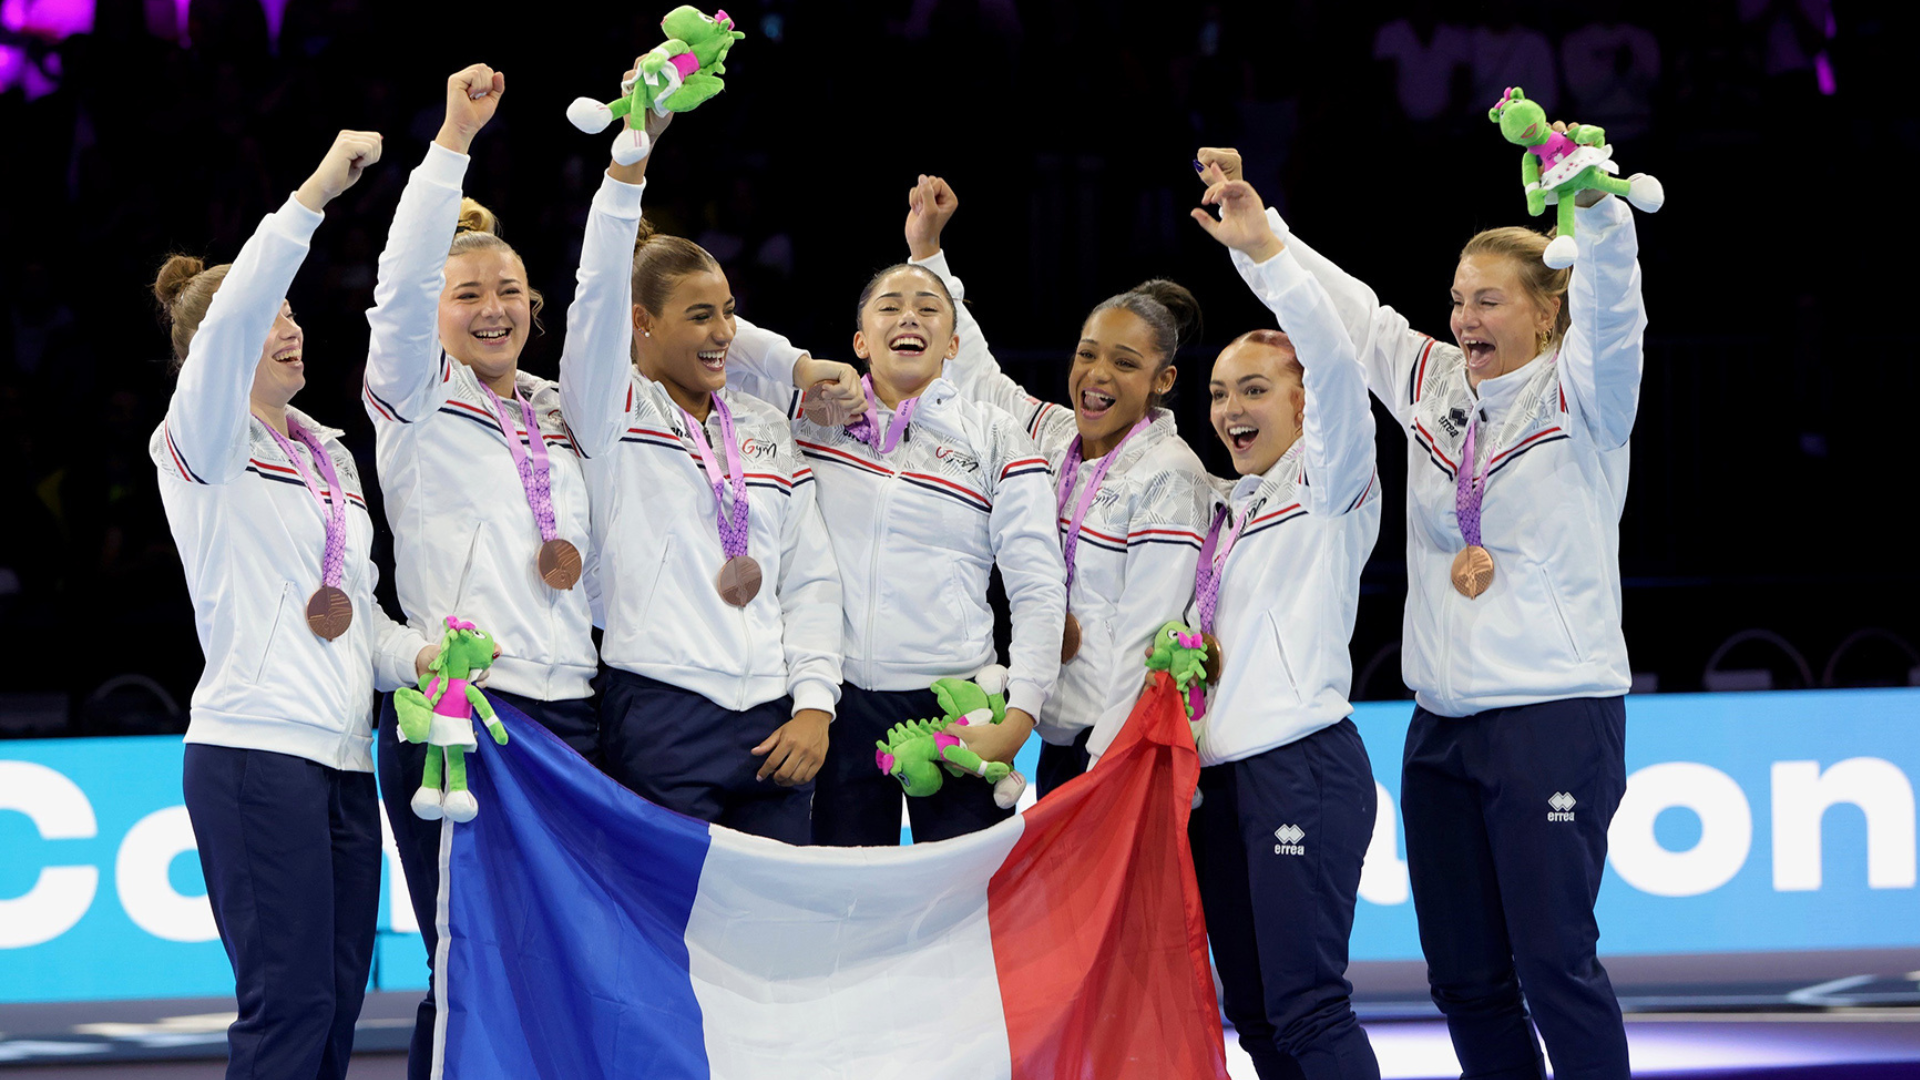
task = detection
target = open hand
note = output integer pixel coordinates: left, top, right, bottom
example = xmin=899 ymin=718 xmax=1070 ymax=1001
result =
xmin=1190 ymin=164 xmax=1283 ymax=262
xmin=296 ymin=130 xmax=383 ymax=212
xmin=752 ymin=709 xmax=830 ymax=785
xmin=905 ymin=174 xmax=958 ymax=261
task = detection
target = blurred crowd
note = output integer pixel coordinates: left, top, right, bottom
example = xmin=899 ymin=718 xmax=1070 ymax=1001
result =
xmin=2 ymin=0 xmax=1911 ymax=732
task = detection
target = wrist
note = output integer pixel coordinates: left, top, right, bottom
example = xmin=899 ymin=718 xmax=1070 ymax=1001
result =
xmin=294 ymin=178 xmax=330 ymax=213
xmin=1242 ymin=231 xmax=1284 ymax=264
xmin=906 ymin=240 xmax=941 ymax=262
xmin=434 ymin=123 xmax=474 ymax=155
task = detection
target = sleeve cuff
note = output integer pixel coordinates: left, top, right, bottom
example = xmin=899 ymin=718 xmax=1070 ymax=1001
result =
xmin=1006 ymin=681 xmax=1047 ymax=719
xmin=419 ymin=141 xmax=471 ymax=186
xmin=594 ymin=173 xmax=648 ymax=218
xmin=909 ymin=249 xmax=965 ymax=302
xmin=375 ymin=630 xmax=433 ymax=692
xmin=1264 ymin=206 xmax=1292 ymax=241
xmin=275 ymin=193 xmax=326 ymax=240
xmin=790 ymin=679 xmax=840 ymax=718
xmin=1232 ymin=244 xmax=1310 ymax=298
xmin=1575 ymin=193 xmax=1631 ymax=237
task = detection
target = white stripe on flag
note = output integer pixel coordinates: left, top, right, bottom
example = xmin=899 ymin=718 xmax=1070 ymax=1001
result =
xmin=686 ymin=817 xmax=1027 ymax=1079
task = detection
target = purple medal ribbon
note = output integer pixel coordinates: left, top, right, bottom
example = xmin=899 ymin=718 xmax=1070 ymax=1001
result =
xmin=843 ymin=374 xmax=919 ymax=454
xmin=1194 ymin=501 xmax=1251 ymax=636
xmin=259 ymin=417 xmax=347 ymax=590
xmin=681 ymin=395 xmax=751 ymax=561
xmin=482 ymin=384 xmax=560 ymax=543
xmin=1455 ymin=415 xmax=1489 ymax=548
xmin=1056 ymin=417 xmax=1151 ymax=593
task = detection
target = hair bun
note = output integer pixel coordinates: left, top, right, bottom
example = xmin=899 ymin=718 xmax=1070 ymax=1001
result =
xmin=152 ymin=254 xmax=206 ymax=312
xmin=456 ymin=198 xmax=499 ymax=236
xmin=1130 ymin=278 xmax=1203 ymax=349
xmin=633 ymin=216 xmax=660 ymax=251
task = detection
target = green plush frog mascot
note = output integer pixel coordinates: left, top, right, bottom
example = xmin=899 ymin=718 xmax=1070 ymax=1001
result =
xmin=874 ymin=665 xmax=1030 ymax=811
xmin=395 ymin=616 xmax=506 ymax=823
xmin=1489 ymin=86 xmax=1664 ymax=268
xmin=566 ymin=6 xmax=746 ymax=165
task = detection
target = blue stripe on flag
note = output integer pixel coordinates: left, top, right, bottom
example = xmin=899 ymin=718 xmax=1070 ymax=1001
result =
xmin=438 ymin=695 xmax=714 ymax=1079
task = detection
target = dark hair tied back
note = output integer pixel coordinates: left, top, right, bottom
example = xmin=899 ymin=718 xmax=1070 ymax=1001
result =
xmin=1087 ymin=278 xmax=1202 ymax=364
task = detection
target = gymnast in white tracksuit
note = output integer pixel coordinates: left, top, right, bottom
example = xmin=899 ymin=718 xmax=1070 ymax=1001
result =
xmin=1197 ymin=140 xmax=1647 ymax=1080
xmin=727 ymin=205 xmax=1068 ymax=846
xmin=1170 ymin=169 xmax=1384 ymax=1080
xmin=359 ymin=64 xmax=617 ymax=1080
xmin=152 ymin=131 xmax=432 ymax=1080
xmin=904 ymin=176 xmax=1215 ymax=798
xmin=562 ymin=112 xmax=845 ymax=846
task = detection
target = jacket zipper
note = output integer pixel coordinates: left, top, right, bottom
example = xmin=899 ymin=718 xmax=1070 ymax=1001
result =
xmin=863 ymin=468 xmax=895 ymax=689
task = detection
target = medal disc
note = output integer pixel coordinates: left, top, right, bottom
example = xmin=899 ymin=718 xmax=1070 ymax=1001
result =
xmin=1451 ymin=545 xmax=1496 ymax=599
xmin=801 ymin=379 xmax=854 ymax=428
xmin=716 ymin=555 xmax=763 ymax=607
xmin=1200 ymin=631 xmax=1224 ymax=685
xmin=306 ymin=585 xmax=354 ymax=641
xmin=1061 ymin=612 xmax=1082 ymax=664
xmin=538 ymin=538 xmax=582 ymax=590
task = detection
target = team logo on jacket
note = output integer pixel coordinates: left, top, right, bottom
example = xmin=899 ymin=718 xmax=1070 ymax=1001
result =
xmin=1548 ymin=792 xmax=1577 ymax=822
xmin=1273 ymin=824 xmax=1305 ymax=855
xmin=934 ymin=445 xmax=979 ymax=472
xmin=737 ymin=437 xmax=777 ymax=460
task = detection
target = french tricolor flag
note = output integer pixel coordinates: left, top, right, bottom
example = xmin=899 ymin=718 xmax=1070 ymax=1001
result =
xmin=431 ymin=674 xmax=1229 ymax=1079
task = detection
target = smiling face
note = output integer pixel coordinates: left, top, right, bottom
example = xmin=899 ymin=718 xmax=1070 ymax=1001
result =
xmin=633 ymin=268 xmax=736 ymax=414
xmin=1072 ymin=308 xmax=1176 ymax=456
xmin=439 ymin=249 xmax=532 ymax=391
xmin=1209 ymin=336 xmax=1305 ymax=477
xmin=1450 ymin=253 xmax=1559 ymax=386
xmin=852 ymin=266 xmax=958 ymax=403
xmin=249 ymin=301 xmax=306 ymax=408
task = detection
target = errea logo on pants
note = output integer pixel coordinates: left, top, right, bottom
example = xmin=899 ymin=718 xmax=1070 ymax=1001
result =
xmin=1273 ymin=824 xmax=1305 ymax=856
xmin=1548 ymin=792 xmax=1577 ymax=822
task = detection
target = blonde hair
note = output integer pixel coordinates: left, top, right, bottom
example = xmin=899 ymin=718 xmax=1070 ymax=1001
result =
xmin=449 ymin=198 xmax=544 ymax=324
xmin=152 ymin=255 xmax=232 ymax=371
xmin=1459 ymin=227 xmax=1571 ymax=350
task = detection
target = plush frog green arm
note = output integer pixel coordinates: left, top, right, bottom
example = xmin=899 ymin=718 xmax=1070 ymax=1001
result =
xmin=874 ymin=665 xmax=1030 ymax=811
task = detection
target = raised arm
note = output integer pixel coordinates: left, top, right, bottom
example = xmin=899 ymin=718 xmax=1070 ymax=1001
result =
xmin=364 ymin=66 xmax=500 ymax=424
xmin=726 ymin=317 xmax=866 ymax=419
xmin=1557 ymin=195 xmax=1645 ymax=450
xmin=560 ymin=61 xmax=666 ymax=457
xmin=905 ymin=176 xmax=1074 ymax=443
xmin=164 ymin=131 xmax=381 ymax=485
xmin=1196 ymin=175 xmax=1377 ymax=516
xmin=1196 ymin=150 xmax=1436 ymax=428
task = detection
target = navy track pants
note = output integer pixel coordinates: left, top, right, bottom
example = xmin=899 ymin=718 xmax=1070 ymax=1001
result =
xmin=183 ymin=744 xmax=380 ymax=1080
xmin=1401 ymin=696 xmax=1629 ymax=1080
xmin=1190 ymin=718 xmax=1382 ymax=1080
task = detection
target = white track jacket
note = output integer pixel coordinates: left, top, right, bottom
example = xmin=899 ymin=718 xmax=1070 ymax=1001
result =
xmin=153 ymin=195 xmax=428 ymax=772
xmin=1272 ymin=197 xmax=1643 ymax=716
xmin=916 ymin=251 xmax=1212 ymax=747
xmin=363 ymin=143 xmax=598 ymax=702
xmin=561 ymin=178 xmax=843 ymax=717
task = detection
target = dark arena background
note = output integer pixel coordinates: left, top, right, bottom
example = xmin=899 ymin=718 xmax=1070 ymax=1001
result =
xmin=3 ymin=2 xmax=1919 ymax=1078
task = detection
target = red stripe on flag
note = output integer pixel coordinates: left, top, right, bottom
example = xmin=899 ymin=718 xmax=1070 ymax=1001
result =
xmin=986 ymin=673 xmax=1228 ymax=1080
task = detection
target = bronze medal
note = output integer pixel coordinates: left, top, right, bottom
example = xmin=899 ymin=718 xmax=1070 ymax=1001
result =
xmin=716 ymin=555 xmax=763 ymax=607
xmin=306 ymin=585 xmax=354 ymax=641
xmin=800 ymin=379 xmax=853 ymax=427
xmin=538 ymin=538 xmax=582 ymax=590
xmin=1200 ymin=630 xmax=1224 ymax=685
xmin=1451 ymin=545 xmax=1496 ymax=599
xmin=1061 ymin=612 xmax=1082 ymax=664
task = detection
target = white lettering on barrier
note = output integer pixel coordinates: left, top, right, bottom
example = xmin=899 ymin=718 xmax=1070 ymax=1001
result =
xmin=1608 ymin=762 xmax=1752 ymax=897
xmin=1772 ymin=758 xmax=1918 ymax=891
xmin=1359 ymin=782 xmax=1409 ymax=905
xmin=0 ymin=761 xmax=101 ymax=948
xmin=114 ymin=807 xmax=218 ymax=942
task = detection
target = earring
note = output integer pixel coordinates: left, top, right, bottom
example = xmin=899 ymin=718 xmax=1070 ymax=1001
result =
xmin=643 ymin=330 xmax=651 ymax=337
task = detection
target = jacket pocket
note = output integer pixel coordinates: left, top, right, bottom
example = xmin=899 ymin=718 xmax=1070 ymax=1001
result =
xmin=450 ymin=520 xmax=484 ymax=614
xmin=1538 ymin=566 xmax=1586 ymax=662
xmin=1264 ymin=612 xmax=1306 ymax=705
xmin=948 ymin=562 xmax=980 ymax=646
xmin=636 ymin=536 xmax=674 ymax=626
xmin=250 ymin=583 xmax=295 ymax=685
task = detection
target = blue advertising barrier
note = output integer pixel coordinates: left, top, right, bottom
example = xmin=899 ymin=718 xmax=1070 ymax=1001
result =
xmin=2 ymin=689 xmax=1915 ymax=1002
